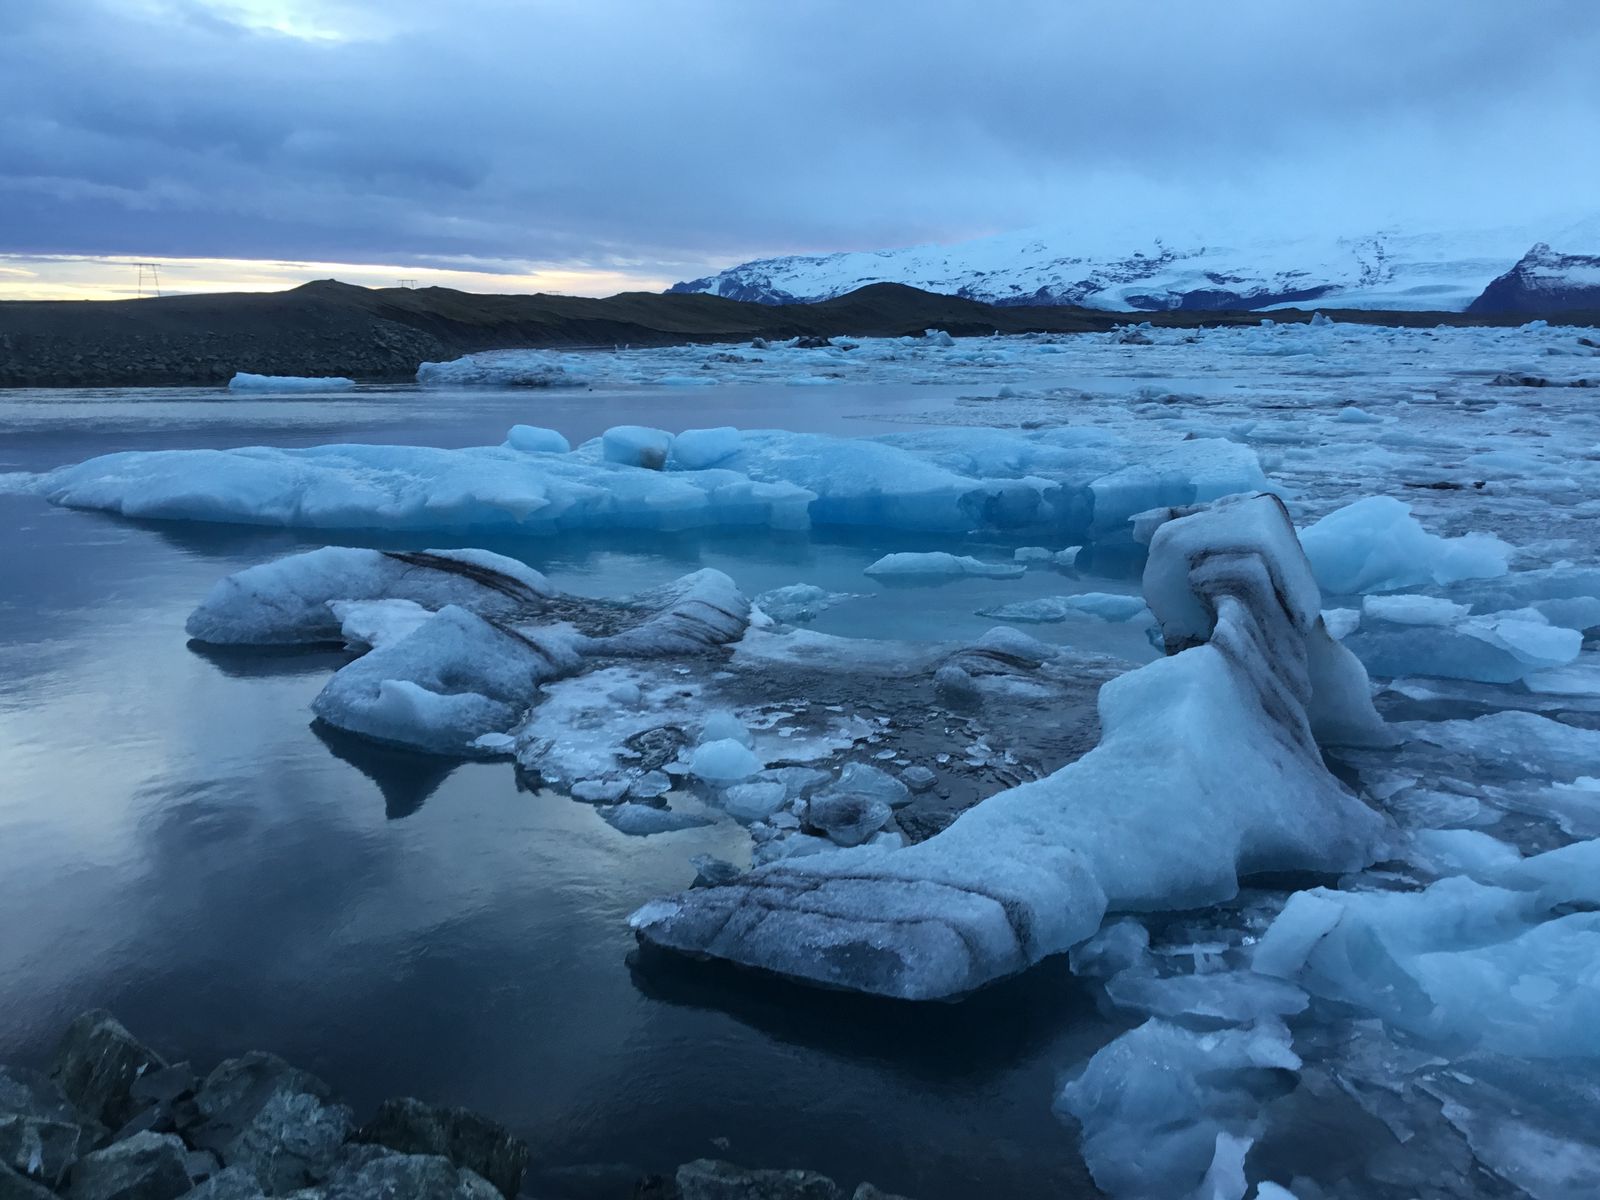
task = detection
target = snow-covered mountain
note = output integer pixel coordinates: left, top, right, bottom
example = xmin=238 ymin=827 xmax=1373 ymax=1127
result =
xmin=1468 ymin=242 xmax=1600 ymax=315
xmin=671 ymin=217 xmax=1600 ymax=312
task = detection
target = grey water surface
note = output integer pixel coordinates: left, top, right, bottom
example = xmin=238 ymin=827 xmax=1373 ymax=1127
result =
xmin=0 ymin=382 xmax=1146 ymax=1198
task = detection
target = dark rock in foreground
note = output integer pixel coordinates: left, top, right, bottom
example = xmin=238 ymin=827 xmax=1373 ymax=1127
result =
xmin=2 ymin=1014 xmax=918 ymax=1200
xmin=355 ymin=1098 xmax=527 ymax=1198
xmin=68 ymin=1131 xmax=190 ymax=1200
xmin=52 ymin=1013 xmax=167 ymax=1130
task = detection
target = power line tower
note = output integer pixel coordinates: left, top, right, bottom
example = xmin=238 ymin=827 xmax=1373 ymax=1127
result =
xmin=397 ymin=278 xmax=418 ymax=289
xmin=134 ymin=263 xmax=162 ymax=298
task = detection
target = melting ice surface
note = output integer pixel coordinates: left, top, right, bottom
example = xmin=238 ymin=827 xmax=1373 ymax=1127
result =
xmin=6 ymin=316 xmax=1600 ymax=1200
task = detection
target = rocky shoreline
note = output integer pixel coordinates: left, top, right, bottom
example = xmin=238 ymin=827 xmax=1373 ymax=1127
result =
xmin=0 ymin=278 xmax=1574 ymax=389
xmin=1 ymin=1012 xmax=910 ymax=1200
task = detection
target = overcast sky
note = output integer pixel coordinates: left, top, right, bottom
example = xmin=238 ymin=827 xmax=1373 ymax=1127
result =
xmin=3 ymin=0 xmax=1598 ymax=298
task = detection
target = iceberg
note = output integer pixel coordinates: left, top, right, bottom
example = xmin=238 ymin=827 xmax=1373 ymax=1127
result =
xmin=312 ymin=605 xmax=583 ymax=756
xmin=976 ymin=592 xmax=1150 ymax=623
xmin=630 ymin=495 xmax=1387 ymax=999
xmin=1253 ymin=839 xmax=1600 ymax=1058
xmin=227 ymin=372 xmax=355 ymax=392
xmin=1057 ymin=1017 xmax=1298 ymax=1200
xmin=863 ymin=552 xmax=1024 ymax=580
xmin=36 ymin=425 xmax=1270 ymax=544
xmin=504 ymin=425 xmax=571 ymax=454
xmin=186 ymin=547 xmax=553 ymax=645
xmin=1298 ymin=496 xmax=1512 ymax=594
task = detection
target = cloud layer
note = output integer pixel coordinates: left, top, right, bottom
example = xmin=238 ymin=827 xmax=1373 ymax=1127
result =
xmin=3 ymin=0 xmax=1598 ymax=293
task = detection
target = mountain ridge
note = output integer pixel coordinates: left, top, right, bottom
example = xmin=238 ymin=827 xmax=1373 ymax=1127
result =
xmin=671 ymin=219 xmax=1600 ymax=313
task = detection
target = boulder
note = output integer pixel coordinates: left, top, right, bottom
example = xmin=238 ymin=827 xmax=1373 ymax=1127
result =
xmin=189 ymin=1053 xmax=353 ymax=1194
xmin=851 ymin=1187 xmax=914 ymax=1200
xmin=307 ymin=1146 xmax=499 ymax=1200
xmin=676 ymin=1159 xmax=841 ymax=1200
xmin=52 ymin=1012 xmax=168 ymax=1128
xmin=183 ymin=1167 xmax=266 ymax=1199
xmin=0 ymin=1065 xmax=104 ymax=1186
xmin=68 ymin=1131 xmax=190 ymax=1200
xmin=355 ymin=1097 xmax=528 ymax=1199
xmin=0 ymin=1163 xmax=57 ymax=1200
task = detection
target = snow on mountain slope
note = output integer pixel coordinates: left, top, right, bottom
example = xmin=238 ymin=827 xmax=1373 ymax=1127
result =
xmin=672 ymin=216 xmax=1600 ymax=312
xmin=1468 ymin=242 xmax=1600 ymax=315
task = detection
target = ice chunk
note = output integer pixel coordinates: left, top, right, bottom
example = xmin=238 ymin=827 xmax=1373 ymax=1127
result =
xmin=699 ymin=711 xmax=753 ymax=748
xmin=977 ymin=592 xmax=1150 ymax=623
xmin=632 ymin=496 xmax=1385 ymax=999
xmin=40 ymin=426 xmax=1268 ymax=543
xmin=227 ymin=372 xmax=354 ymax=391
xmin=1406 ymin=710 xmax=1600 ymax=780
xmin=803 ymin=789 xmax=893 ymax=847
xmin=600 ymin=803 xmax=714 ymax=837
xmin=186 ymin=546 xmax=552 ymax=645
xmin=328 ymin=598 xmax=432 ymax=649
xmin=863 ymin=552 xmax=1025 ymax=580
xmin=504 ymin=424 xmax=571 ymax=454
xmin=1015 ymin=545 xmax=1082 ymax=567
xmin=1334 ymin=406 xmax=1381 ymax=423
xmin=601 ymin=425 xmax=674 ymax=469
xmin=720 ymin=781 xmax=788 ymax=822
xmin=1298 ymin=496 xmax=1511 ymax=594
xmin=311 ymin=606 xmax=581 ymax=755
xmin=1104 ymin=969 xmax=1309 ymax=1024
xmin=752 ymin=583 xmax=860 ymax=625
xmin=1255 ymin=845 xmax=1600 ymax=1057
xmin=689 ymin=739 xmax=762 ymax=784
xmin=826 ymin=762 xmax=911 ymax=808
xmin=1347 ymin=606 xmax=1582 ymax=684
xmin=1524 ymin=661 xmax=1600 ymax=696
xmin=582 ymin=569 xmax=749 ymax=656
xmin=1057 ymin=1018 xmax=1298 ymax=1200
xmin=1360 ymin=594 xmax=1469 ymax=625
xmin=670 ymin=427 xmax=742 ymax=469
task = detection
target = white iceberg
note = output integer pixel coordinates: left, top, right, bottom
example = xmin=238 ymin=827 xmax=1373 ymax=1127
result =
xmin=36 ymin=425 xmax=1269 ymax=544
xmin=1298 ymin=496 xmax=1511 ymax=594
xmin=863 ymin=552 xmax=1024 ymax=580
xmin=227 ymin=372 xmax=355 ymax=392
xmin=630 ymin=495 xmax=1388 ymax=999
xmin=185 ymin=546 xmax=552 ymax=645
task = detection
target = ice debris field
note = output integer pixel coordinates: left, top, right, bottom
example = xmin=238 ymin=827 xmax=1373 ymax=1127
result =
xmin=11 ymin=316 xmax=1600 ymax=1200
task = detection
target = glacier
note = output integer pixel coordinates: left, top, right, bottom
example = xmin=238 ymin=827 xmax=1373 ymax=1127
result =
xmin=667 ymin=217 xmax=1600 ymax=312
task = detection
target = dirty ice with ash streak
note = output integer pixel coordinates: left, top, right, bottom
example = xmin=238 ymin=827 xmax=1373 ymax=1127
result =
xmin=9 ymin=314 xmax=1600 ymax=1200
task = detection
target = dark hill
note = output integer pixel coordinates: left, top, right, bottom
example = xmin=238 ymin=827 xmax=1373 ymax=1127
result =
xmin=1 ymin=279 xmax=1592 ymax=388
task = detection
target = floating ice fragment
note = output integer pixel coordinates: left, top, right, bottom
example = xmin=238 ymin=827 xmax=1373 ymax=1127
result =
xmin=602 ymin=425 xmax=674 ymax=469
xmin=228 ymin=372 xmax=354 ymax=391
xmin=863 ymin=552 xmax=1025 ymax=580
xmin=670 ymin=427 xmax=742 ymax=470
xmin=186 ymin=546 xmax=552 ymax=645
xmin=689 ymin=739 xmax=762 ymax=784
xmin=600 ymin=804 xmax=714 ymax=836
xmin=699 ymin=711 xmax=753 ymax=748
xmin=977 ymin=592 xmax=1150 ymax=623
xmin=1057 ymin=1018 xmax=1298 ymax=1200
xmin=1299 ymin=496 xmax=1511 ymax=594
xmin=504 ymin=425 xmax=571 ymax=453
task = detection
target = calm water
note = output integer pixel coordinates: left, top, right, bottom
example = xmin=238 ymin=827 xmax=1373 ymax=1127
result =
xmin=0 ymin=383 xmax=1144 ymax=1198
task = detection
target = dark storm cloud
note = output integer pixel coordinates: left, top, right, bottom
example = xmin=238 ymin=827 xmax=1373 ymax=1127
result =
xmin=3 ymin=0 xmax=1598 ymax=277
